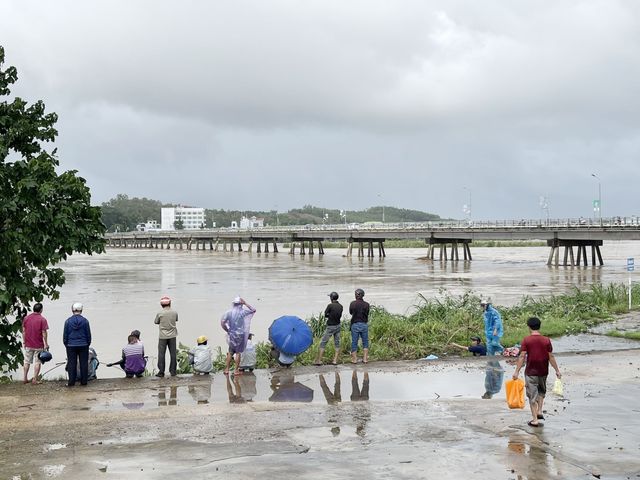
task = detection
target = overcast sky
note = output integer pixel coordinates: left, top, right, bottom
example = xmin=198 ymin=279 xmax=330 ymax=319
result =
xmin=1 ymin=1 xmax=639 ymax=220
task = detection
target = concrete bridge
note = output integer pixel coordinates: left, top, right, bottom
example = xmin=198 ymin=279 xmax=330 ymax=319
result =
xmin=105 ymin=218 xmax=640 ymax=267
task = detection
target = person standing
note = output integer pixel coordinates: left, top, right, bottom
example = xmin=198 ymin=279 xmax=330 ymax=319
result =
xmin=63 ymin=303 xmax=91 ymax=386
xmin=512 ymin=316 xmax=562 ymax=427
xmin=481 ymin=298 xmax=504 ymax=356
xmin=154 ymin=296 xmax=178 ymax=377
xmin=349 ymin=288 xmax=370 ymax=364
xmin=314 ymin=291 xmax=344 ymax=366
xmin=22 ymin=302 xmax=49 ymax=384
xmin=220 ymin=296 xmax=256 ymax=375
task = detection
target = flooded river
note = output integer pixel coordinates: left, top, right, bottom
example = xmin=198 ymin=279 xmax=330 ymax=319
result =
xmin=37 ymin=241 xmax=639 ymax=377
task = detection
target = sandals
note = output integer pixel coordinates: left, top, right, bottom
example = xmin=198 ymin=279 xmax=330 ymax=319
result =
xmin=537 ymin=414 xmax=545 ymax=420
xmin=527 ymin=421 xmax=541 ymax=427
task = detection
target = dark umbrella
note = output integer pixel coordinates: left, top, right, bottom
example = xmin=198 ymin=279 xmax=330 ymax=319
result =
xmin=268 ymin=315 xmax=313 ymax=355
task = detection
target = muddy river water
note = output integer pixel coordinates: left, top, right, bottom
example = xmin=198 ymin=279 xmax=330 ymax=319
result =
xmin=36 ymin=241 xmax=640 ymax=378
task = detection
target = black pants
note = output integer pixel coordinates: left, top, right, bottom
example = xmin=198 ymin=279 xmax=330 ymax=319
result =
xmin=157 ymin=337 xmax=177 ymax=375
xmin=66 ymin=345 xmax=89 ymax=386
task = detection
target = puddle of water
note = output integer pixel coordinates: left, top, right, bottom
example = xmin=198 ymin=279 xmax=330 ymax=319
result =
xmin=41 ymin=464 xmax=66 ymax=477
xmin=90 ymin=363 xmax=506 ymax=411
xmin=552 ymin=333 xmax=640 ymax=352
xmin=43 ymin=444 xmax=67 ymax=452
xmin=506 ymin=435 xmax=561 ymax=479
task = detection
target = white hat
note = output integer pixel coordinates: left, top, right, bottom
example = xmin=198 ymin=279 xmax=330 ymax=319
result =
xmin=72 ymin=302 xmax=83 ymax=312
xmin=233 ymin=296 xmax=242 ymax=304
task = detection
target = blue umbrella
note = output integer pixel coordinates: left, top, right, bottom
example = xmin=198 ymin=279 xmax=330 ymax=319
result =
xmin=269 ymin=315 xmax=313 ymax=355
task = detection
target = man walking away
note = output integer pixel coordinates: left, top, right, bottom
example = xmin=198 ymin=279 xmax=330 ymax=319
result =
xmin=349 ymin=288 xmax=370 ymax=364
xmin=512 ymin=316 xmax=562 ymax=427
xmin=315 ymin=292 xmax=344 ymax=365
xmin=63 ymin=303 xmax=92 ymax=386
xmin=22 ymin=303 xmax=49 ymax=384
xmin=481 ymin=298 xmax=504 ymax=356
xmin=155 ymin=296 xmax=178 ymax=377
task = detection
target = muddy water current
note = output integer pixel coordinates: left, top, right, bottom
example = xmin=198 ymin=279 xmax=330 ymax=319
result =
xmin=35 ymin=241 xmax=640 ymax=379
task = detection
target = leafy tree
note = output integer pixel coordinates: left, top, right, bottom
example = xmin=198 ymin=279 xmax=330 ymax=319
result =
xmin=101 ymin=194 xmax=163 ymax=232
xmin=0 ymin=46 xmax=106 ymax=374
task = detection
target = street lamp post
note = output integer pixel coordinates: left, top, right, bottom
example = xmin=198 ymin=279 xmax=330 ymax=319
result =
xmin=377 ymin=194 xmax=385 ymax=223
xmin=591 ymin=173 xmax=602 ymax=225
xmin=463 ymin=187 xmax=472 ymax=224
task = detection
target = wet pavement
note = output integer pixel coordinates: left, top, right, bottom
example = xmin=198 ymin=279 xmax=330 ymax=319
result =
xmin=2 ymin=348 xmax=640 ymax=479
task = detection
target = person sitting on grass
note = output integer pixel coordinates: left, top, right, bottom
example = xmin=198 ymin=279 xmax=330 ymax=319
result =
xmin=450 ymin=336 xmax=487 ymax=356
xmin=189 ymin=335 xmax=213 ymax=374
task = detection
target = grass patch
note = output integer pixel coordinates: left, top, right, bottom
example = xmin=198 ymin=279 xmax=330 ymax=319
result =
xmin=607 ymin=331 xmax=640 ymax=341
xmin=171 ymin=282 xmax=639 ymax=371
xmin=288 ymin=283 xmax=638 ymax=366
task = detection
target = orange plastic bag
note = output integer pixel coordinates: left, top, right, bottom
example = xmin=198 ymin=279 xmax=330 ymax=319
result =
xmin=505 ymin=378 xmax=525 ymax=409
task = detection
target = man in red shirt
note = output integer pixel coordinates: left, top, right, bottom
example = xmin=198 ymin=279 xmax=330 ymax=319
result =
xmin=22 ymin=303 xmax=49 ymax=384
xmin=512 ymin=316 xmax=561 ymax=427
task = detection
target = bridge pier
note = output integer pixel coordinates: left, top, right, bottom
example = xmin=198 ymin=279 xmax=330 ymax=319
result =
xmin=547 ymin=239 xmax=603 ymax=267
xmin=345 ymin=239 xmax=385 ymax=258
xmin=426 ymin=238 xmax=472 ymax=262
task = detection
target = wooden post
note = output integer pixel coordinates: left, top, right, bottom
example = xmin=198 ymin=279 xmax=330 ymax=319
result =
xmin=273 ymin=241 xmax=279 ymax=253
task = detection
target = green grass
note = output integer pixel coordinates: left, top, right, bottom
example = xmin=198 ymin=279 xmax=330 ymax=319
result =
xmin=607 ymin=331 xmax=640 ymax=341
xmin=275 ymin=283 xmax=639 ymax=365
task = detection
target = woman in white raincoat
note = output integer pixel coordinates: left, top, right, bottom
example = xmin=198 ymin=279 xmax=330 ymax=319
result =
xmin=220 ymin=297 xmax=256 ymax=375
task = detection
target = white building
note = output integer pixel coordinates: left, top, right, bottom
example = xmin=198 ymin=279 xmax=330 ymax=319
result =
xmin=136 ymin=220 xmax=160 ymax=231
xmin=161 ymin=207 xmax=206 ymax=230
xmin=240 ymin=216 xmax=264 ymax=229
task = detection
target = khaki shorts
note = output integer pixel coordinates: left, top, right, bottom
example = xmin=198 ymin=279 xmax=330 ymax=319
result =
xmin=525 ymin=375 xmax=547 ymax=402
xmin=24 ymin=347 xmax=44 ymax=364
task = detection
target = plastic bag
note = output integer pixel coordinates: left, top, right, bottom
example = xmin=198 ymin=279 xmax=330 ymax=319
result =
xmin=552 ymin=378 xmax=563 ymax=396
xmin=505 ymin=378 xmax=525 ymax=409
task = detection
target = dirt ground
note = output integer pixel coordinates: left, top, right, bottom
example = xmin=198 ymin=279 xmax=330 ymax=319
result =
xmin=2 ymin=340 xmax=640 ymax=480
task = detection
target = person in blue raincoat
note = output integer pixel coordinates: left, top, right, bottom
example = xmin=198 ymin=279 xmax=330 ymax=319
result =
xmin=220 ymin=296 xmax=256 ymax=375
xmin=481 ymin=298 xmax=504 ymax=356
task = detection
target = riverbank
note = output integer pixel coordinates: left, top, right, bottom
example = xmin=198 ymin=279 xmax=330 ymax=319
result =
xmin=2 ymin=346 xmax=640 ymax=479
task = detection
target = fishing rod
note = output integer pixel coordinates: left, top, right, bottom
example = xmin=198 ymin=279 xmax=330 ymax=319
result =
xmin=41 ymin=361 xmax=66 ymax=377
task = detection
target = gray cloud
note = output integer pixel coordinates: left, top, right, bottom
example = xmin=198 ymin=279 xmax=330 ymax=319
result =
xmin=1 ymin=1 xmax=639 ymax=219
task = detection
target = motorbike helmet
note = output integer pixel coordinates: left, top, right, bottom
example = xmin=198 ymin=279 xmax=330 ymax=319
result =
xmin=38 ymin=350 xmax=53 ymax=364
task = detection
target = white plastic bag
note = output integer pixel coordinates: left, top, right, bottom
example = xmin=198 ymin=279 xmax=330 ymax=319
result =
xmin=552 ymin=378 xmax=563 ymax=396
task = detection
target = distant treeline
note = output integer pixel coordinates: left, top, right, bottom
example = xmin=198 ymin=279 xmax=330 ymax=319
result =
xmin=99 ymin=194 xmax=442 ymax=232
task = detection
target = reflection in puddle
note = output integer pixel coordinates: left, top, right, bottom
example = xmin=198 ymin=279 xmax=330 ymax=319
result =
xmin=507 ymin=434 xmax=560 ymax=479
xmin=269 ymin=372 xmax=314 ymax=402
xmin=482 ymin=360 xmax=504 ymax=399
xmin=89 ymin=362 xmax=514 ymax=411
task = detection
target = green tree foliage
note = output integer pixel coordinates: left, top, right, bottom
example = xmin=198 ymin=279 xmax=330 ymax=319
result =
xmin=101 ymin=194 xmax=163 ymax=232
xmin=0 ymin=46 xmax=106 ymax=373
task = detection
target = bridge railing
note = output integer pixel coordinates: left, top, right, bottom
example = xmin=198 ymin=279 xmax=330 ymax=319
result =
xmin=108 ymin=215 xmax=640 ymax=236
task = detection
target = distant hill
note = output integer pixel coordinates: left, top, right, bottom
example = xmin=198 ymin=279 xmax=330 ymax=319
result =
xmin=99 ymin=195 xmax=442 ymax=231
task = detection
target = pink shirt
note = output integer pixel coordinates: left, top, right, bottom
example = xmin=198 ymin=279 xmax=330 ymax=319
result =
xmin=23 ymin=313 xmax=49 ymax=349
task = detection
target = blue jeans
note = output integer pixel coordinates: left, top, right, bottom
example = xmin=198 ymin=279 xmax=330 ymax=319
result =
xmin=486 ymin=335 xmax=504 ymax=356
xmin=351 ymin=323 xmax=369 ymax=352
